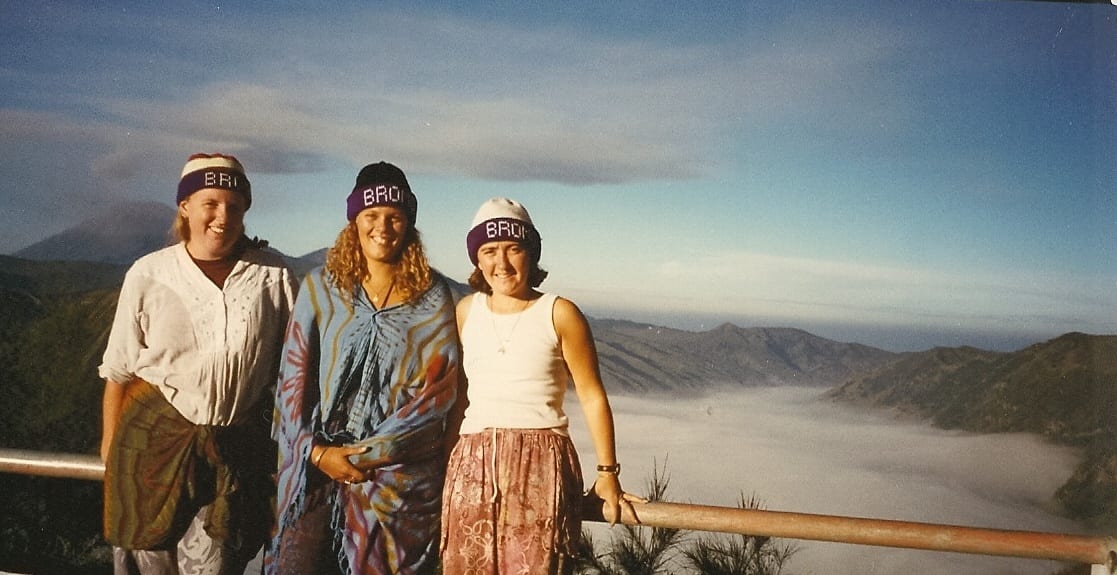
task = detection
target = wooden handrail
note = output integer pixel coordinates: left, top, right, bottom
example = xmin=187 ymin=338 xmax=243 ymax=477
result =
xmin=3 ymin=447 xmax=1115 ymax=572
xmin=584 ymin=498 xmax=1116 ymax=570
xmin=0 ymin=447 xmax=104 ymax=481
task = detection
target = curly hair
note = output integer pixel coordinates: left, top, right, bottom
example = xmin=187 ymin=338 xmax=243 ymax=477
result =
xmin=325 ymin=221 xmax=432 ymax=305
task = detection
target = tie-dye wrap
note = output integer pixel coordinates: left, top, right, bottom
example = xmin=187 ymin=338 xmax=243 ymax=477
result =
xmin=267 ymin=268 xmax=459 ymax=574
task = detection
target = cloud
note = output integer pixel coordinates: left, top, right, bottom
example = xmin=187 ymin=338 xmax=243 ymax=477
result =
xmin=0 ymin=108 xmax=130 ymax=204
xmin=0 ymin=3 xmax=927 ymax=253
xmin=646 ymin=250 xmax=1117 ymax=333
xmin=12 ymin=4 xmax=919 ymax=186
xmin=569 ymin=387 xmax=1082 ymax=575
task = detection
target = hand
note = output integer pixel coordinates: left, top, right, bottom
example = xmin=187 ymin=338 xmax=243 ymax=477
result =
xmin=312 ymin=444 xmax=370 ymax=485
xmin=99 ymin=435 xmax=112 ymax=462
xmin=593 ymin=473 xmax=647 ymax=526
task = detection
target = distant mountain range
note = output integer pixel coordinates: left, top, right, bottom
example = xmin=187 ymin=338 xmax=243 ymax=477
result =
xmin=828 ymin=334 xmax=1117 ymax=530
xmin=14 ymin=201 xmax=177 ymax=266
xmin=11 ymin=200 xmax=328 ymax=275
xmin=590 ymin=319 xmax=896 ymax=392
xmin=828 ymin=335 xmax=1116 ymax=444
xmin=3 ymin=200 xmax=1114 ymax=531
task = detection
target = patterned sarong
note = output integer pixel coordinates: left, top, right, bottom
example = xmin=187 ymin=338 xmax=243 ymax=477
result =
xmin=103 ymin=379 xmax=275 ymax=551
xmin=267 ymin=269 xmax=460 ymax=575
xmin=440 ymin=429 xmax=583 ymax=575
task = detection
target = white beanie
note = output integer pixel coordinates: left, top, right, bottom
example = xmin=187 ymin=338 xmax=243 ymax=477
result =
xmin=176 ymin=153 xmax=251 ymax=208
xmin=466 ymin=197 xmax=540 ymax=266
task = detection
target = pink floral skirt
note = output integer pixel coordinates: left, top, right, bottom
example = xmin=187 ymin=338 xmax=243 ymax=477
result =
xmin=440 ymin=429 xmax=583 ymax=575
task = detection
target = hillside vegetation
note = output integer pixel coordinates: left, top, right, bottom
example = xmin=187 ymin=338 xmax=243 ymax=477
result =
xmin=828 ymin=334 xmax=1117 ymax=530
xmin=0 ymin=258 xmax=122 ymax=572
xmin=591 ymin=319 xmax=899 ymax=392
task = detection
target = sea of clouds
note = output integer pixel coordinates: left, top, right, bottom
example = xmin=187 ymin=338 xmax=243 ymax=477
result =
xmin=568 ymin=386 xmax=1088 ymax=575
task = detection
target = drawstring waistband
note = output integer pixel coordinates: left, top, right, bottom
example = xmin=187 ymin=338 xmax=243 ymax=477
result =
xmin=490 ymin=427 xmax=500 ymax=503
xmin=477 ymin=427 xmax=565 ymax=504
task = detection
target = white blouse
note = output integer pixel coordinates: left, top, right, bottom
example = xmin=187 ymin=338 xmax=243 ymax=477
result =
xmin=99 ymin=243 xmax=296 ymax=426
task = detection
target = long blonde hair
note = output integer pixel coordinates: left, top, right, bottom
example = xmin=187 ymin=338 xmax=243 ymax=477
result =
xmin=325 ymin=221 xmax=432 ymax=305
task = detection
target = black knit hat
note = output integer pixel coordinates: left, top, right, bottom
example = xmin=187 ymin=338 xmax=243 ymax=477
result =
xmin=346 ymin=161 xmax=417 ymax=223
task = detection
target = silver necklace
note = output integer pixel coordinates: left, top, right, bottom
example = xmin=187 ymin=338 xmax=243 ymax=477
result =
xmin=491 ymin=297 xmax=530 ymax=354
xmin=364 ymin=276 xmax=395 ymax=308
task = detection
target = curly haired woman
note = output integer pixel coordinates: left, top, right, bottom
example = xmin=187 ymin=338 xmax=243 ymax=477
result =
xmin=267 ymin=162 xmax=460 ymax=575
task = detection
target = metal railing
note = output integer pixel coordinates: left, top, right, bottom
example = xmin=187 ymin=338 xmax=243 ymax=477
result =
xmin=3 ymin=447 xmax=1115 ymax=573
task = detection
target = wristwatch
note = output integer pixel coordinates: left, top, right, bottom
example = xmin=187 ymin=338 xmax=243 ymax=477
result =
xmin=596 ymin=463 xmax=621 ymax=475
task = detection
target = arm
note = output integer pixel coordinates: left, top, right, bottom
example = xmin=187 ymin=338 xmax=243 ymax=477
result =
xmin=554 ymin=297 xmax=644 ymax=525
xmin=442 ymin=295 xmax=474 ymax=459
xmin=99 ymin=267 xmax=143 ymax=462
xmin=273 ymin=274 xmax=367 ymax=484
xmin=272 ymin=276 xmax=365 ymax=486
xmin=100 ymin=380 xmax=127 ymax=461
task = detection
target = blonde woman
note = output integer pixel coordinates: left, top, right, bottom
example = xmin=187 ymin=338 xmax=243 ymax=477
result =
xmin=100 ymin=153 xmax=295 ymax=575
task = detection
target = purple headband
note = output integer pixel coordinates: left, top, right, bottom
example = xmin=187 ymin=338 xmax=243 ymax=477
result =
xmin=466 ymin=217 xmax=541 ymax=266
xmin=346 ymin=183 xmax=418 ymax=223
xmin=176 ymin=167 xmax=252 ymax=207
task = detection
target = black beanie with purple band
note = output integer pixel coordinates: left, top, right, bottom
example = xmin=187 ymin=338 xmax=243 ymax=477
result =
xmin=346 ymin=162 xmax=418 ymax=224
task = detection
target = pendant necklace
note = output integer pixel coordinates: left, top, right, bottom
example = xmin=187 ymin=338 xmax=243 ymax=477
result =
xmin=491 ymin=296 xmax=530 ymax=354
xmin=366 ymin=276 xmax=396 ymax=309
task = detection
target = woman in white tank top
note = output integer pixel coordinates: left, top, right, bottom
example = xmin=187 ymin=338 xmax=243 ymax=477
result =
xmin=440 ymin=197 xmax=644 ymax=574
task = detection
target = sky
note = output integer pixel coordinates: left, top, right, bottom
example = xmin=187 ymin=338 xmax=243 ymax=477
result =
xmin=1 ymin=1 xmax=1114 ymax=352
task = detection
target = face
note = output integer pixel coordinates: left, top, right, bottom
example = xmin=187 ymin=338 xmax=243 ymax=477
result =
xmin=476 ymin=240 xmax=531 ymax=297
xmin=354 ymin=206 xmax=409 ymax=265
xmin=179 ymin=188 xmax=246 ymax=260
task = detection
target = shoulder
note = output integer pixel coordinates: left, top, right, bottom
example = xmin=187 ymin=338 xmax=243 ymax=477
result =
xmin=430 ymin=269 xmax=469 ymax=299
xmin=551 ymin=295 xmax=583 ymax=319
xmin=415 ymin=270 xmax=460 ymax=306
xmin=136 ymin=243 xmax=180 ymax=264
xmin=298 ymin=266 xmax=334 ymax=296
xmin=427 ymin=269 xmax=452 ymax=293
xmin=124 ymin=244 xmax=180 ymax=278
xmin=241 ymin=246 xmax=290 ymax=270
xmin=551 ymin=295 xmax=590 ymax=332
xmin=456 ymin=293 xmax=476 ymax=317
xmin=305 ymin=265 xmax=327 ymax=282
xmin=238 ymin=247 xmax=298 ymax=290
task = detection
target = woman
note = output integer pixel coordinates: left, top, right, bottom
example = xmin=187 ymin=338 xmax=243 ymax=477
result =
xmin=267 ymin=162 xmax=460 ymax=575
xmin=440 ymin=197 xmax=643 ymax=575
xmin=99 ymin=153 xmax=296 ymax=574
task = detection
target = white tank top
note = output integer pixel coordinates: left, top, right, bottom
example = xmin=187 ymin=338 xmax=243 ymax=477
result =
xmin=458 ymin=293 xmax=569 ymax=435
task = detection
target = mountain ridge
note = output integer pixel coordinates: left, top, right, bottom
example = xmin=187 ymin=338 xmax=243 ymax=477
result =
xmin=589 ymin=319 xmax=897 ymax=392
xmin=827 ymin=332 xmax=1117 ymax=529
xmin=13 ymin=201 xmax=176 ymax=266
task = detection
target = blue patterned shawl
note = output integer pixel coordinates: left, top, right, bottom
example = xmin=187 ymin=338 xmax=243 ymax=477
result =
xmin=267 ymin=267 xmax=459 ymax=574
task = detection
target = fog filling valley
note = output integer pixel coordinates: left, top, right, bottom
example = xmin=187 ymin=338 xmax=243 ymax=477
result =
xmin=567 ymin=386 xmax=1086 ymax=575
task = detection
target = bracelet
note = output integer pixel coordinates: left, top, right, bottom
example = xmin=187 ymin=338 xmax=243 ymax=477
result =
xmin=596 ymin=463 xmax=621 ymax=475
xmin=312 ymin=446 xmax=328 ymax=467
